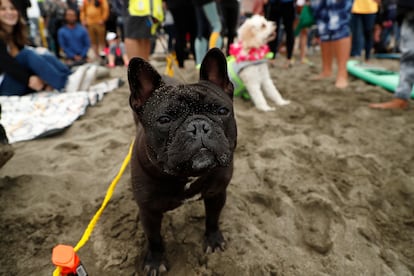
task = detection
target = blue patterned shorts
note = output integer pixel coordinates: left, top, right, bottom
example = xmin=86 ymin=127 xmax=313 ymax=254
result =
xmin=311 ymin=0 xmax=353 ymax=41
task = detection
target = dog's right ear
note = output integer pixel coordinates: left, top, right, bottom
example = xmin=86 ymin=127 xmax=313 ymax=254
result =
xmin=200 ymin=48 xmax=234 ymax=97
xmin=128 ymin=57 xmax=162 ymax=111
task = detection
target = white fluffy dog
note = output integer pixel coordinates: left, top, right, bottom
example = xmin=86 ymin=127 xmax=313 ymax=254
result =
xmin=230 ymin=15 xmax=290 ymax=111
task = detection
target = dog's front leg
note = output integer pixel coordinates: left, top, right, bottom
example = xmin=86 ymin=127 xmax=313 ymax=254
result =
xmin=140 ymin=209 xmax=168 ymax=275
xmin=262 ymin=78 xmax=290 ymax=106
xmin=240 ymin=71 xmax=275 ymax=111
xmin=203 ymin=191 xmax=227 ymax=254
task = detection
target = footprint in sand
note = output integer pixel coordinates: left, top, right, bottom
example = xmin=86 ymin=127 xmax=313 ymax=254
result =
xmin=54 ymin=141 xmax=81 ymax=151
xmin=296 ymin=194 xmax=341 ymax=254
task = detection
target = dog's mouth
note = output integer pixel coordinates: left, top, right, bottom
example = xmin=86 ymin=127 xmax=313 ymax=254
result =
xmin=164 ymin=146 xmax=231 ymax=176
xmin=190 ymin=148 xmax=216 ymax=172
xmin=266 ymin=31 xmax=276 ymax=43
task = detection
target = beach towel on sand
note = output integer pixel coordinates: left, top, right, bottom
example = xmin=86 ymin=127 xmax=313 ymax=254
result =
xmin=0 ymin=78 xmax=122 ymax=144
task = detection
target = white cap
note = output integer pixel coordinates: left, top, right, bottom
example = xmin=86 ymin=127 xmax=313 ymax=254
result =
xmin=106 ymin=32 xmax=117 ymax=41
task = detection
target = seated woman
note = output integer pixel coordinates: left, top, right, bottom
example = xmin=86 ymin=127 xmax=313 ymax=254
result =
xmin=0 ymin=0 xmax=96 ymax=96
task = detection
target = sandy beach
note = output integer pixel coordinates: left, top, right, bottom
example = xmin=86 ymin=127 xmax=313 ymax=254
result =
xmin=0 ymin=51 xmax=413 ymax=275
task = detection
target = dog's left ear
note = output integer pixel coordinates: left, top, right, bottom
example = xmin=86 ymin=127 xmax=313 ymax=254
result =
xmin=200 ymin=48 xmax=234 ymax=97
xmin=128 ymin=57 xmax=163 ymax=111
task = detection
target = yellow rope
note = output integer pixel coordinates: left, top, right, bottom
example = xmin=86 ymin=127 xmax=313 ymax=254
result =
xmin=52 ymin=140 xmax=134 ymax=275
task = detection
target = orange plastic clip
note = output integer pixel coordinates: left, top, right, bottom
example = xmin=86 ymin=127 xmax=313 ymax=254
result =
xmin=52 ymin=244 xmax=87 ymax=275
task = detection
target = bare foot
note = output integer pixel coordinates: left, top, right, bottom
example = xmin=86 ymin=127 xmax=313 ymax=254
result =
xmin=310 ymin=73 xmax=332 ymax=81
xmin=283 ymin=59 xmax=294 ymax=68
xmin=335 ymin=78 xmax=348 ymax=89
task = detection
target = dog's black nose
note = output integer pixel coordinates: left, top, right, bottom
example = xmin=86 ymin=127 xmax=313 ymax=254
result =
xmin=187 ymin=119 xmax=211 ymax=138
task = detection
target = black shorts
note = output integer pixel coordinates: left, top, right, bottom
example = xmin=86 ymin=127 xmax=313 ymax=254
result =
xmin=124 ymin=15 xmax=152 ymax=39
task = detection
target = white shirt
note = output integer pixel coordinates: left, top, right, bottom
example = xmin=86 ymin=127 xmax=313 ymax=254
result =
xmin=297 ymin=0 xmax=306 ymax=6
xmin=27 ymin=0 xmax=41 ymax=18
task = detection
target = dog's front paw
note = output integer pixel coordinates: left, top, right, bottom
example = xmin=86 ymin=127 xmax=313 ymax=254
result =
xmin=142 ymin=250 xmax=168 ymax=275
xmin=204 ymin=229 xmax=226 ymax=254
xmin=258 ymin=105 xmax=276 ymax=112
xmin=277 ymin=99 xmax=290 ymax=106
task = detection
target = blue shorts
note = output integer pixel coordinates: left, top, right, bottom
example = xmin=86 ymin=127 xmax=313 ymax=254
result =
xmin=311 ymin=0 xmax=352 ymax=41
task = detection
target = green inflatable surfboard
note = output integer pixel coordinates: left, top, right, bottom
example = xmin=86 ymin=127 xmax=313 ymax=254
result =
xmin=373 ymin=53 xmax=401 ymax=60
xmin=347 ymin=60 xmax=414 ymax=99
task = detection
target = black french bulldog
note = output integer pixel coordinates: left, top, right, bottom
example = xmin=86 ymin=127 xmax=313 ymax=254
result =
xmin=127 ymin=48 xmax=237 ymax=275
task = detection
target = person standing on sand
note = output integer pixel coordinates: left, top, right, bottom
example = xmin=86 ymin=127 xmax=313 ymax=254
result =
xmin=350 ymin=0 xmax=380 ymax=63
xmin=266 ymin=0 xmax=296 ymax=68
xmin=124 ymin=0 xmax=163 ymax=60
xmin=80 ymin=0 xmax=109 ymax=60
xmin=192 ymin=0 xmax=223 ymax=66
xmin=310 ymin=0 xmax=353 ymax=88
xmin=369 ymin=0 xmax=414 ymax=109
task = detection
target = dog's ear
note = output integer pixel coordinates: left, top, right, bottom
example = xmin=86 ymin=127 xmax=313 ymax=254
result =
xmin=128 ymin=57 xmax=163 ymax=111
xmin=199 ymin=48 xmax=234 ymax=97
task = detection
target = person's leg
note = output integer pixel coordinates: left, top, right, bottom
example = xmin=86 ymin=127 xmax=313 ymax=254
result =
xmin=170 ymin=7 xmax=188 ymax=67
xmin=39 ymin=50 xmax=71 ymax=75
xmin=194 ymin=5 xmax=210 ymax=66
xmin=202 ymin=1 xmax=223 ymax=49
xmin=117 ymin=16 xmax=125 ymax=41
xmin=16 ymin=47 xmax=69 ymax=91
xmin=124 ymin=16 xmax=152 ymax=60
xmin=118 ymin=42 xmax=129 ymax=65
xmin=164 ymin=24 xmax=176 ymax=52
xmin=267 ymin=3 xmax=282 ymax=59
xmin=125 ymin=38 xmax=151 ymax=60
xmin=107 ymin=44 xmax=116 ymax=67
xmin=96 ymin=24 xmax=107 ymax=58
xmin=350 ymin=13 xmax=363 ymax=57
xmin=282 ymin=2 xmax=296 ymax=65
xmin=370 ymin=14 xmax=414 ymax=109
xmin=332 ymin=35 xmax=351 ymax=88
xmin=320 ymin=40 xmax=334 ymax=77
xmin=88 ymin=24 xmax=99 ymax=59
xmin=393 ymin=23 xmax=401 ymax=52
xmin=0 ymin=75 xmax=29 ymax=95
xmin=299 ymin=28 xmax=308 ymax=63
xmin=226 ymin=2 xmax=240 ymax=54
xmin=220 ymin=2 xmax=239 ymax=55
xmin=361 ymin=13 xmax=377 ymax=61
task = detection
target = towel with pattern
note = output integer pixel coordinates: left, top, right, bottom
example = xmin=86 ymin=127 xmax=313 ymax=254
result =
xmin=0 ymin=78 xmax=122 ymax=143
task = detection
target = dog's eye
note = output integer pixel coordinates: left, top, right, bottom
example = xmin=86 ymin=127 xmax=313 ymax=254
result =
xmin=157 ymin=116 xmax=172 ymax=124
xmin=261 ymin=23 xmax=266 ymax=29
xmin=218 ymin=107 xmax=229 ymax=116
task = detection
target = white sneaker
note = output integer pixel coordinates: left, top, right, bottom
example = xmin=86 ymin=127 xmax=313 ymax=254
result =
xmin=79 ymin=64 xmax=98 ymax=91
xmin=64 ymin=64 xmax=89 ymax=92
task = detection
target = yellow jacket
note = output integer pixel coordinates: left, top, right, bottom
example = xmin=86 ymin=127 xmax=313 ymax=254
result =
xmin=352 ymin=0 xmax=379 ymax=14
xmin=80 ymin=0 xmax=110 ymax=25
xmin=128 ymin=0 xmax=164 ymax=22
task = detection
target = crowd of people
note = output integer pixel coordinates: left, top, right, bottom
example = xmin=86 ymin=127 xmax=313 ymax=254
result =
xmin=0 ymin=0 xmax=412 ymax=107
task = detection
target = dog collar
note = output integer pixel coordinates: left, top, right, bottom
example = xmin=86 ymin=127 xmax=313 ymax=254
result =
xmin=229 ymin=42 xmax=270 ymax=62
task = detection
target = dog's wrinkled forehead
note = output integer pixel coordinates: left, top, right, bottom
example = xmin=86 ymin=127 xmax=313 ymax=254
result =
xmin=141 ymin=81 xmax=232 ymax=118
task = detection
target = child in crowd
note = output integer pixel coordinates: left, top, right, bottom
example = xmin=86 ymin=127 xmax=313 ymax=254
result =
xmin=105 ymin=32 xmax=129 ymax=67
